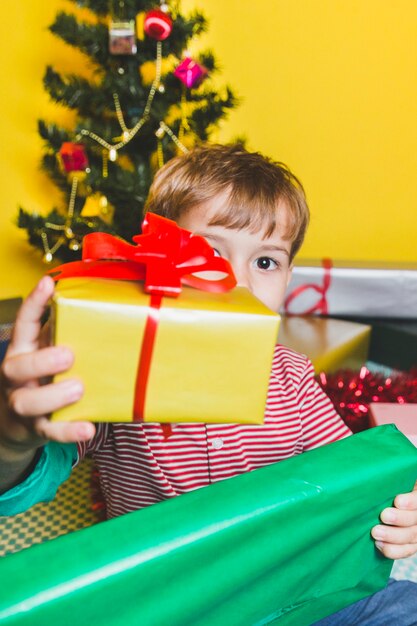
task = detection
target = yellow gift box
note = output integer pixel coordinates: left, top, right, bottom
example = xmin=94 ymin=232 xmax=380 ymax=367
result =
xmin=279 ymin=315 xmax=371 ymax=374
xmin=51 ymin=277 xmax=280 ymax=425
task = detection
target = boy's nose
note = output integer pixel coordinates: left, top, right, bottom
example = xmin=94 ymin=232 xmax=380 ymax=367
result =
xmin=235 ymin=268 xmax=252 ymax=291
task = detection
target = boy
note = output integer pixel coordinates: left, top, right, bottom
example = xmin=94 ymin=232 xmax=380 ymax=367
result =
xmin=1 ymin=144 xmax=416 ymax=623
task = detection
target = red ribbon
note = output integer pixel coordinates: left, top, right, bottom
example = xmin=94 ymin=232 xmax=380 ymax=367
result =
xmin=284 ymin=258 xmax=332 ymax=315
xmin=50 ymin=213 xmax=236 ymax=423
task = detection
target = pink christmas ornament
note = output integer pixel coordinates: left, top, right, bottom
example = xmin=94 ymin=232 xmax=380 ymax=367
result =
xmin=174 ymin=57 xmax=208 ymax=89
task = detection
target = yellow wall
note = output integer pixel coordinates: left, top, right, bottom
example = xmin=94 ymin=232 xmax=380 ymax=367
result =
xmin=0 ymin=1 xmax=85 ymax=299
xmin=1 ymin=1 xmax=416 ymax=298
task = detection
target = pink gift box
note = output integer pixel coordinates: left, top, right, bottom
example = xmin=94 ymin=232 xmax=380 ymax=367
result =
xmin=174 ymin=57 xmax=207 ymax=88
xmin=369 ymin=403 xmax=417 ymax=447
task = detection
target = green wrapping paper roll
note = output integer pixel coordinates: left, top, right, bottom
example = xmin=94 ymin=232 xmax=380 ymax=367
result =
xmin=1 ymin=425 xmax=416 ymax=626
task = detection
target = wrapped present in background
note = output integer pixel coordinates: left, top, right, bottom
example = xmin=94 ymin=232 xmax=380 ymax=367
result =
xmin=51 ymin=213 xmax=279 ymax=425
xmin=366 ymin=318 xmax=417 ymax=370
xmin=369 ymin=403 xmax=417 ymax=446
xmin=284 ymin=259 xmax=417 ymax=319
xmin=0 ymin=425 xmax=416 ymax=626
xmin=279 ymin=315 xmax=371 ymax=373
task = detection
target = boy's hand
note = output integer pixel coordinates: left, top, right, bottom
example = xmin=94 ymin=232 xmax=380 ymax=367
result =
xmin=0 ymin=276 xmax=95 ymax=457
xmin=371 ymin=480 xmax=417 ymax=559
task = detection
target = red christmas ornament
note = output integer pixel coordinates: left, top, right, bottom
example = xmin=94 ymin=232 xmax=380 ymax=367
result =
xmin=174 ymin=57 xmax=208 ymax=89
xmin=144 ymin=9 xmax=173 ymax=41
xmin=58 ymin=142 xmax=89 ymax=173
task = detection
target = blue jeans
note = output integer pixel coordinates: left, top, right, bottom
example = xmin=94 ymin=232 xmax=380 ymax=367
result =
xmin=313 ymin=579 xmax=417 ymax=625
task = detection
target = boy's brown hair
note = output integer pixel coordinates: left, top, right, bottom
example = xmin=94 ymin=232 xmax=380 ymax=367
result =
xmin=145 ymin=143 xmax=309 ymax=261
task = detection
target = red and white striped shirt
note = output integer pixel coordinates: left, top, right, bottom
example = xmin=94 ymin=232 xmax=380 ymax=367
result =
xmin=78 ymin=345 xmax=351 ymax=519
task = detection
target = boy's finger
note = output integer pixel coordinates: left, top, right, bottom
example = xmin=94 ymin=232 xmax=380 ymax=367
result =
xmin=394 ymin=481 xmax=417 ymax=509
xmin=8 ymin=379 xmax=83 ymax=418
xmin=35 ymin=416 xmax=95 ymax=443
xmin=375 ymin=541 xmax=417 ymax=560
xmin=380 ymin=507 xmax=417 ymax=528
xmin=8 ymin=276 xmax=55 ymax=356
xmin=2 ymin=347 xmax=74 ymax=386
xmin=372 ymin=523 xmax=417 ymax=545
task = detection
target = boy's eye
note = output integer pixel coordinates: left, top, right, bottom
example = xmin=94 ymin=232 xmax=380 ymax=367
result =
xmin=255 ymin=257 xmax=278 ymax=271
xmin=212 ymin=248 xmax=222 ymax=257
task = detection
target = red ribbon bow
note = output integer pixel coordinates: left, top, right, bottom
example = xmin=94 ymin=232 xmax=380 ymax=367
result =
xmin=50 ymin=213 xmax=236 ymax=424
xmin=284 ymin=258 xmax=332 ymax=316
xmin=50 ymin=212 xmax=236 ymax=295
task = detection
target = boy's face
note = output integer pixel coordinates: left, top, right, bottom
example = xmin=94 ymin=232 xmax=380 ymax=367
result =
xmin=177 ymin=195 xmax=293 ymax=312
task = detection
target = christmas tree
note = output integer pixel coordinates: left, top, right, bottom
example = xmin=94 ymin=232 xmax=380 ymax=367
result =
xmin=18 ymin=0 xmax=237 ymax=263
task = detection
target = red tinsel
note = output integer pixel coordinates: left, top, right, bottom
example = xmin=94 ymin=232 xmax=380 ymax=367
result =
xmin=317 ymin=367 xmax=417 ymax=433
